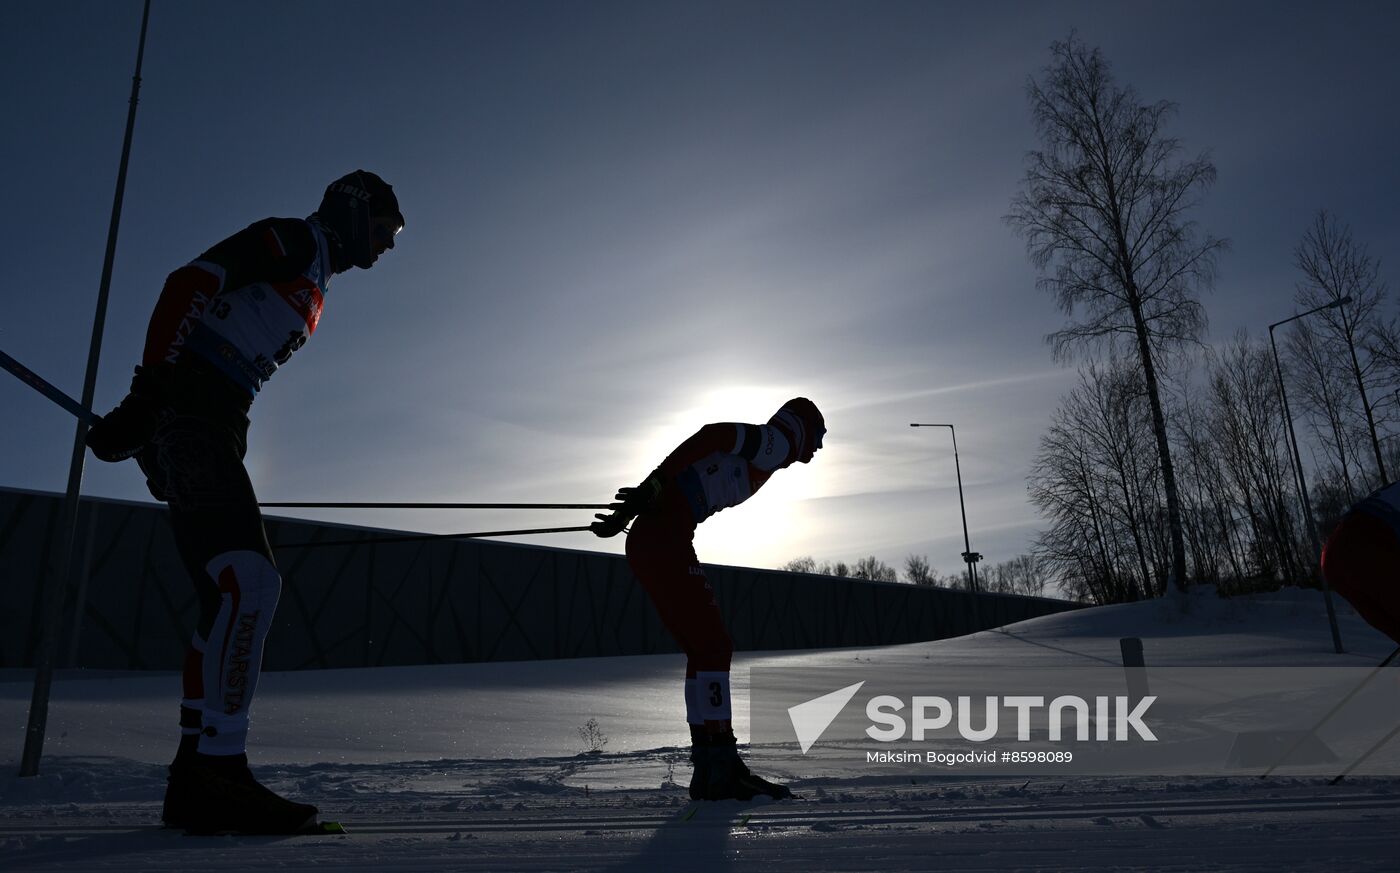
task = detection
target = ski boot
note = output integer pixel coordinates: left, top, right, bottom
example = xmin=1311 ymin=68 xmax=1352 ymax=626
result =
xmin=164 ymin=753 xmax=318 ymax=834
xmin=699 ymin=730 xmax=792 ymax=801
xmin=688 ymin=725 xmax=709 ymax=800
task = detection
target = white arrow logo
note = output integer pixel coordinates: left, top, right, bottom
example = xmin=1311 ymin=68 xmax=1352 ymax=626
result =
xmin=787 ymin=681 xmax=865 ymax=754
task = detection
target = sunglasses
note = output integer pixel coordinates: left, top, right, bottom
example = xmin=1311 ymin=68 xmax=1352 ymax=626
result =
xmin=371 ymin=215 xmax=404 ymax=248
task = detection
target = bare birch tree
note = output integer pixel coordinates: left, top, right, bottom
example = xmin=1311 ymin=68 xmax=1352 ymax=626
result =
xmin=1030 ymin=363 xmax=1159 ymax=603
xmin=904 ymin=554 xmax=937 ymax=586
xmin=1007 ymin=35 xmax=1227 ymax=594
xmin=1292 ymin=209 xmax=1392 ymax=486
xmin=1202 ymin=333 xmax=1306 ymax=585
xmin=1367 ymin=317 xmax=1400 ymax=473
xmin=983 ymin=555 xmax=1051 ymax=597
xmin=1170 ymin=392 xmax=1247 ymax=586
xmin=852 ymin=556 xmax=900 ymax=583
xmin=1287 ymin=318 xmax=1364 ymax=501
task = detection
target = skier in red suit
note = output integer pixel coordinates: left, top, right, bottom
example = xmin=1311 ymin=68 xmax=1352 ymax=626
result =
xmin=1322 ymin=480 xmax=1400 ymax=646
xmin=591 ymin=397 xmax=825 ymax=800
xmin=85 ymin=171 xmax=404 ymax=834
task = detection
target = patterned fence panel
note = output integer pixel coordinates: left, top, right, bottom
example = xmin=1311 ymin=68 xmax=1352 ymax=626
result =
xmin=0 ymin=487 xmax=1079 ymax=671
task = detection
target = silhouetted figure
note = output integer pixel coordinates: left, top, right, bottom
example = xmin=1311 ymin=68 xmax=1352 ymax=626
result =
xmin=1322 ymin=481 xmax=1400 ymax=646
xmin=592 ymin=397 xmax=825 ymax=801
xmin=86 ymin=171 xmax=404 ymax=834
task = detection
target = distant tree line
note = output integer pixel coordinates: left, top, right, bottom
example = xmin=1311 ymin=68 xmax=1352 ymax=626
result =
xmin=1023 ymin=219 xmax=1398 ymax=605
xmin=782 ymin=37 xmax=1397 ymax=607
xmin=779 ymin=554 xmax=1050 ymax=598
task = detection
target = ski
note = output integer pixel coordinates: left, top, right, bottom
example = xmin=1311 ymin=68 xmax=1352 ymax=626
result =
xmin=1262 ymin=646 xmax=1400 ymax=779
xmin=1330 ymin=721 xmax=1400 ymax=785
xmin=182 ymin=819 xmax=347 ymax=836
xmin=0 ymin=347 xmax=100 ymax=424
xmin=309 ymin=820 xmax=348 ymax=834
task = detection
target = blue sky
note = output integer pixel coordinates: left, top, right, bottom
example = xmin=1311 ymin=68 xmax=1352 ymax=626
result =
xmin=3 ymin=1 xmax=1398 ymax=579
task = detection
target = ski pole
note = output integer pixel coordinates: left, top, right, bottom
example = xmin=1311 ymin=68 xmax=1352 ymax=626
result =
xmin=260 ymin=501 xmax=610 ymax=510
xmin=0 ymin=348 xmax=101 ymax=425
xmin=1331 ymin=721 xmax=1400 ymax=785
xmin=273 ymin=525 xmax=593 ymax=549
xmin=1259 ymin=645 xmax=1400 ymax=779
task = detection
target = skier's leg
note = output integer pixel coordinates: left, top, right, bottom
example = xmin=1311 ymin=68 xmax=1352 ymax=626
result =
xmin=167 ymin=529 xmax=223 ymax=764
xmin=144 ymin=417 xmax=276 ymax=753
xmin=625 ymin=516 xmax=786 ymax=800
xmin=626 ymin=514 xmax=734 ymax=729
xmin=142 ymin=417 xmax=314 ymax=832
xmin=194 ymin=548 xmax=282 ymax=755
xmin=658 ymin=569 xmax=789 ymax=800
xmin=627 ymin=516 xmax=734 ymax=798
xmin=140 ymin=428 xmax=217 ymax=766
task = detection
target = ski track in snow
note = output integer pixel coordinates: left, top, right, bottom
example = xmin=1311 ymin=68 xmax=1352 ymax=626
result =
xmin=2 ymin=759 xmax=1398 ymax=872
xmin=3 ymin=586 xmax=1400 ymax=870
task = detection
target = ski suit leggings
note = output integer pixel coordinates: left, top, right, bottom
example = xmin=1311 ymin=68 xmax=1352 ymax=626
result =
xmin=625 ymin=513 xmax=734 ymax=677
xmin=1322 ymin=511 xmax=1400 ymax=646
xmin=138 ymin=409 xmax=281 ymax=756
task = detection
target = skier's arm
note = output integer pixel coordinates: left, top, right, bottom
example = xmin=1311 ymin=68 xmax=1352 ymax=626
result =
xmin=591 ymin=424 xmax=753 ymax=537
xmin=142 ymin=219 xmax=317 ymax=367
xmin=590 ymin=472 xmax=667 ymax=537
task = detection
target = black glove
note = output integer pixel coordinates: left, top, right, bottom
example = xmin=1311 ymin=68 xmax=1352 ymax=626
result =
xmin=85 ymin=367 xmax=170 ymax=462
xmin=590 ymin=510 xmax=630 ymax=538
xmin=589 ymin=472 xmax=665 ymax=538
xmin=615 ymin=472 xmax=664 ymax=515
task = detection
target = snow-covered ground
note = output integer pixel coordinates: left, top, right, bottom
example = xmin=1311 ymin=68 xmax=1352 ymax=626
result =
xmin=3 ymin=586 xmax=1399 ymax=871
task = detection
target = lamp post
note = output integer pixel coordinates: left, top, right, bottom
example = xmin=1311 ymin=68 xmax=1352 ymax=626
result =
xmin=1269 ymin=296 xmax=1350 ymax=655
xmin=910 ymin=423 xmax=981 ymax=593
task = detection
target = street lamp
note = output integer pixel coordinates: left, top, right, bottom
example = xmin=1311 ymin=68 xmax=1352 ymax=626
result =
xmin=1269 ymin=295 xmax=1351 ymax=655
xmin=910 ymin=423 xmax=981 ymax=593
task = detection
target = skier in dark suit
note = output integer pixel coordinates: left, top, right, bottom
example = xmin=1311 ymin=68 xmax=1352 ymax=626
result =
xmin=86 ymin=171 xmax=404 ymax=833
xmin=592 ymin=397 xmax=824 ymax=800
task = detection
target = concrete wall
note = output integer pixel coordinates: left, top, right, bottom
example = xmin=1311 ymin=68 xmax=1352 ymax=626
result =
xmin=0 ymin=487 xmax=1078 ymax=670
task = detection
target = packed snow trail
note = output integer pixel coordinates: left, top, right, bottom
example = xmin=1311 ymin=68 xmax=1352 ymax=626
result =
xmin=3 ymin=760 xmax=1398 ymax=872
xmin=3 ymin=586 xmax=1399 ymax=870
